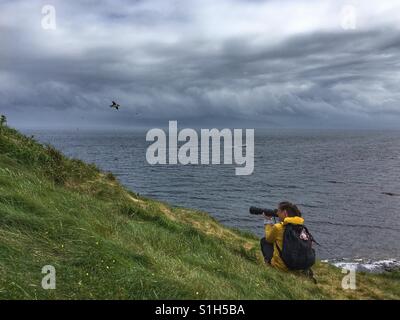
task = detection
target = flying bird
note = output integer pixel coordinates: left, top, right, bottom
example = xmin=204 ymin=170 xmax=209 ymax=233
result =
xmin=110 ymin=101 xmax=120 ymax=110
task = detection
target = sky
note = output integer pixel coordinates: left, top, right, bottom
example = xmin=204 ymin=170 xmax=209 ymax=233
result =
xmin=1 ymin=0 xmax=400 ymax=129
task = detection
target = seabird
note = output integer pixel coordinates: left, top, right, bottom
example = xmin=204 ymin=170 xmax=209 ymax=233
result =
xmin=110 ymin=101 xmax=120 ymax=110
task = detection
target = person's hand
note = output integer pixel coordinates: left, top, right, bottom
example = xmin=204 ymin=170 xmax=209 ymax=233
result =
xmin=263 ymin=213 xmax=275 ymax=225
xmin=263 ymin=213 xmax=272 ymax=220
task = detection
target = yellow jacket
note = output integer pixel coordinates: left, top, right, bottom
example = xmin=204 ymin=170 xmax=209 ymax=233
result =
xmin=265 ymin=216 xmax=304 ymax=271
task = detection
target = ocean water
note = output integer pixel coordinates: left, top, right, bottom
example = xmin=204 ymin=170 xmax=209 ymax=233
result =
xmin=24 ymin=128 xmax=400 ymax=262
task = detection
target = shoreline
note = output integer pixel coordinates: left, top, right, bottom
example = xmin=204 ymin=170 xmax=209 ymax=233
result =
xmin=324 ymin=258 xmax=400 ymax=273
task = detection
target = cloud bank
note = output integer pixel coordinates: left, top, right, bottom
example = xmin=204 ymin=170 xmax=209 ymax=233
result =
xmin=1 ymin=0 xmax=400 ymax=129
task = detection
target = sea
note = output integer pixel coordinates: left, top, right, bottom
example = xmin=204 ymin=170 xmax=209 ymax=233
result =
xmin=23 ymin=128 xmax=400 ymax=270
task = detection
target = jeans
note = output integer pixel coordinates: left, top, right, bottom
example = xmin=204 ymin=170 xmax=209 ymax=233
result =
xmin=260 ymin=237 xmax=274 ymax=263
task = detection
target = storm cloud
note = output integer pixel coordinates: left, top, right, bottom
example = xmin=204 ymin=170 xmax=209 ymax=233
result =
xmin=1 ymin=0 xmax=400 ymax=129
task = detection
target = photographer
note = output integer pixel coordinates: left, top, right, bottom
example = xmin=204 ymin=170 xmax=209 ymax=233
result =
xmin=260 ymin=201 xmax=306 ymax=271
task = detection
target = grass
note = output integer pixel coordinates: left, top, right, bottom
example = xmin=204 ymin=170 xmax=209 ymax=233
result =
xmin=0 ymin=125 xmax=399 ymax=300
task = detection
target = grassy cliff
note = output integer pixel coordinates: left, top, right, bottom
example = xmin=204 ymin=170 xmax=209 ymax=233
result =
xmin=0 ymin=125 xmax=399 ymax=299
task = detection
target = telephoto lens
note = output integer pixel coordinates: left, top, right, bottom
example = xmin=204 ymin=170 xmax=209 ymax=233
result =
xmin=249 ymin=206 xmax=278 ymax=217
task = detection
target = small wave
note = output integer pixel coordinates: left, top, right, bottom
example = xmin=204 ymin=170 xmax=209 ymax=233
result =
xmin=382 ymin=192 xmax=400 ymax=197
xmin=327 ymin=180 xmax=345 ymax=184
xmin=308 ymin=219 xmax=400 ymax=233
xmin=298 ymin=203 xmax=321 ymax=209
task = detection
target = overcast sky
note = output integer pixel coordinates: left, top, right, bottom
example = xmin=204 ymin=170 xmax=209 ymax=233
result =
xmin=1 ymin=0 xmax=400 ymax=129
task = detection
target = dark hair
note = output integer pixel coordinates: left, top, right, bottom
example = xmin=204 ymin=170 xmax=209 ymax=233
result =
xmin=278 ymin=201 xmax=301 ymax=217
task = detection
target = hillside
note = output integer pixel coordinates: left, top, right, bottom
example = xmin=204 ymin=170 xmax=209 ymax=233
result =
xmin=0 ymin=125 xmax=399 ymax=299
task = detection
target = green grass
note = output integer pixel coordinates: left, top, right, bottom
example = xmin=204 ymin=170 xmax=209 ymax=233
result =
xmin=0 ymin=125 xmax=399 ymax=300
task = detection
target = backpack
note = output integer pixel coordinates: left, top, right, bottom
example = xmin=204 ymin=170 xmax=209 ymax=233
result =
xmin=276 ymin=224 xmax=316 ymax=270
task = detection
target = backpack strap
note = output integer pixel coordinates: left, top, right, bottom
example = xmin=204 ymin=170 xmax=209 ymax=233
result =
xmin=275 ymin=242 xmax=282 ymax=257
xmin=275 ymin=222 xmax=290 ymax=257
xmin=302 ymin=225 xmax=320 ymax=246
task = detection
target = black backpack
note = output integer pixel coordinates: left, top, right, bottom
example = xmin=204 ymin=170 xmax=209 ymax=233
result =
xmin=276 ymin=224 xmax=316 ymax=270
